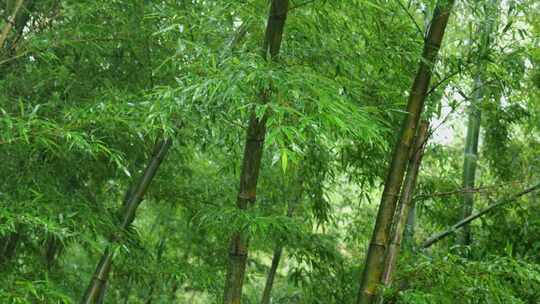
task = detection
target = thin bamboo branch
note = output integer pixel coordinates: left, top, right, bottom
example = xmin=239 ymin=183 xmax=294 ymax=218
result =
xmin=394 ymin=0 xmax=423 ymax=38
xmin=414 ymin=181 xmax=525 ymax=200
xmin=421 ymin=182 xmax=540 ymax=249
xmin=289 ymin=0 xmax=316 ymax=11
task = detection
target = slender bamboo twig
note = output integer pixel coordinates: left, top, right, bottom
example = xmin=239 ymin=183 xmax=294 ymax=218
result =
xmin=421 ymin=182 xmax=540 ymax=248
xmin=394 ymin=0 xmax=423 ymax=38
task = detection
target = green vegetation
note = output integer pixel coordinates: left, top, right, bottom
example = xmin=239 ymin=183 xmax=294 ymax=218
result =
xmin=1 ymin=0 xmax=539 ymax=303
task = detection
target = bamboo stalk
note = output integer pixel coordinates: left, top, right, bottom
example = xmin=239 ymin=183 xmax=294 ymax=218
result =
xmin=459 ymin=74 xmax=482 ymax=245
xmin=81 ymin=139 xmax=172 ymax=304
xmin=260 ymin=173 xmax=303 ymax=304
xmin=222 ymin=1 xmax=289 ymax=303
xmin=356 ymin=1 xmax=455 ymax=303
xmin=458 ymin=0 xmax=499 ymax=246
xmin=260 ymin=245 xmax=284 ymax=304
xmin=0 ymin=0 xmax=24 ymax=49
xmin=403 ymin=200 xmax=416 ymax=249
xmin=0 ymin=231 xmax=20 ymax=265
xmin=379 ymin=121 xmax=429 ymax=292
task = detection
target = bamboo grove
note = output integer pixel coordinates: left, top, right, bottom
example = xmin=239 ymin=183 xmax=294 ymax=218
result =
xmin=1 ymin=0 xmax=539 ymax=303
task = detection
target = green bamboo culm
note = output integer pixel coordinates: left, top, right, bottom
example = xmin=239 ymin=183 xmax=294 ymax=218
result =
xmin=458 ymin=0 xmax=499 ymax=246
xmin=222 ymin=1 xmax=289 ymax=303
xmin=356 ymin=1 xmax=456 ymax=303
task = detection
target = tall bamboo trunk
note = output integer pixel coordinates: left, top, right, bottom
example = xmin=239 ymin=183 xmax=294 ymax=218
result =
xmin=222 ymin=1 xmax=289 ymax=303
xmin=81 ymin=139 xmax=172 ymax=304
xmin=356 ymin=2 xmax=455 ymax=303
xmin=458 ymin=75 xmax=482 ymax=246
xmin=458 ymin=0 xmax=498 ymax=246
xmin=260 ymin=173 xmax=303 ymax=304
xmin=379 ymin=121 xmax=429 ymax=297
xmin=144 ymin=238 xmax=167 ymax=304
xmin=169 ymin=280 xmax=179 ymax=302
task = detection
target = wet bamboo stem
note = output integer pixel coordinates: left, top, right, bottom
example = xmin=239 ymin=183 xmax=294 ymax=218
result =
xmin=356 ymin=1 xmax=455 ymax=303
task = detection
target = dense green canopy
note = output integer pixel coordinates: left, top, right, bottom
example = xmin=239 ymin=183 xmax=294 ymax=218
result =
xmin=0 ymin=0 xmax=539 ymax=303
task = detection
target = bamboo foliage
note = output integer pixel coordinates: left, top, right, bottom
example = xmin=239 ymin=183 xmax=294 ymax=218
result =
xmin=222 ymin=1 xmax=289 ymax=303
xmin=0 ymin=0 xmax=538 ymax=302
xmin=356 ymin=1 xmax=456 ymax=303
